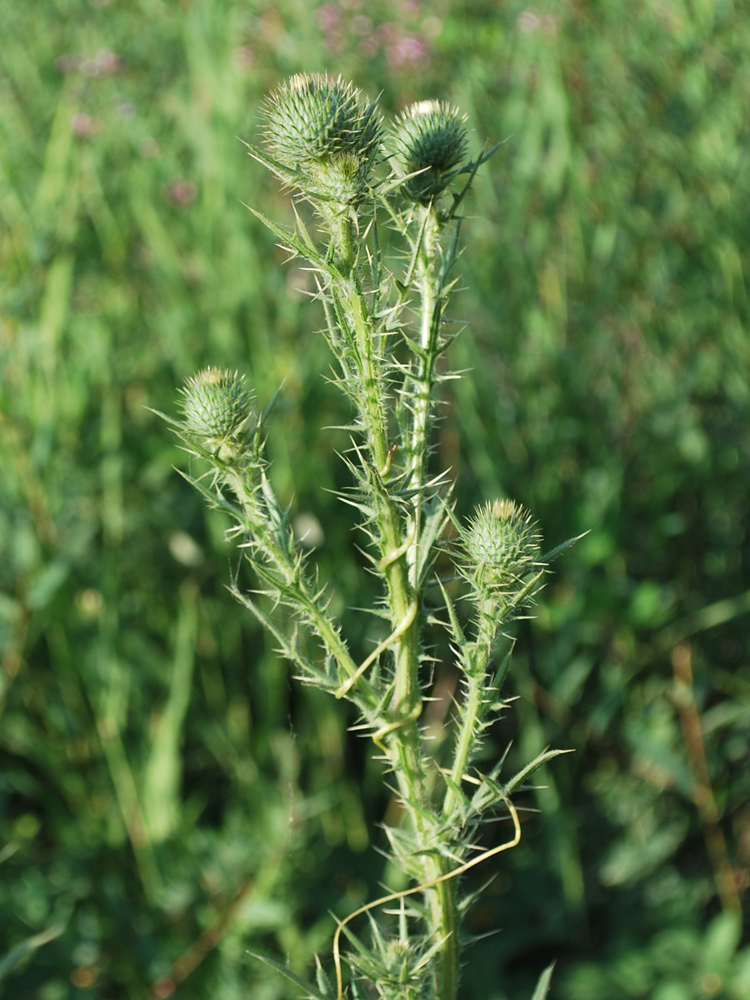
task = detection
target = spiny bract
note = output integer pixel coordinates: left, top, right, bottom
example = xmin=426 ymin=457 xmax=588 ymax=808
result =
xmin=390 ymin=100 xmax=469 ymax=203
xmin=464 ymin=499 xmax=541 ymax=592
xmin=262 ymin=73 xmax=381 ymax=203
xmin=181 ymin=367 xmax=253 ymax=443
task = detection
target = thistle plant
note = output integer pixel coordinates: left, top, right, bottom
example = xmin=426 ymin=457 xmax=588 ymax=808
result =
xmin=161 ymin=74 xmax=579 ymax=1000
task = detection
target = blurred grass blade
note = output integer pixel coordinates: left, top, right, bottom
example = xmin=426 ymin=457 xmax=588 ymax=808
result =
xmin=653 ymin=588 xmax=750 ymax=655
xmin=246 ymin=950 xmax=330 ymax=999
xmin=0 ymin=923 xmax=65 ymax=981
xmin=530 ymin=962 xmax=555 ymax=1000
xmin=143 ymin=583 xmax=198 ymax=841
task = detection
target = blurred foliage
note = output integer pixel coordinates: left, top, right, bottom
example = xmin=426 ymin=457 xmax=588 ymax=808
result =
xmin=0 ymin=0 xmax=748 ymax=998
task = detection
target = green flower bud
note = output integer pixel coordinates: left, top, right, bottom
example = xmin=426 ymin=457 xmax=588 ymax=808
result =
xmin=463 ymin=499 xmax=541 ymax=593
xmin=181 ymin=368 xmax=253 ymax=445
xmin=262 ymin=73 xmax=381 ymax=205
xmin=390 ymin=100 xmax=469 ymax=204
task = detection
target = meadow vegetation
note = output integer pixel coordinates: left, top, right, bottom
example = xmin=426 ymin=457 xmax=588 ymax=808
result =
xmin=1 ymin=1 xmax=749 ymax=998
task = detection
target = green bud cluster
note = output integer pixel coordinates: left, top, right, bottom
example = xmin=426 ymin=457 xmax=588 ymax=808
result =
xmin=463 ymin=499 xmax=541 ymax=594
xmin=262 ymin=73 xmax=381 ymax=205
xmin=180 ymin=367 xmax=254 ymax=446
xmin=390 ymin=100 xmax=469 ymax=203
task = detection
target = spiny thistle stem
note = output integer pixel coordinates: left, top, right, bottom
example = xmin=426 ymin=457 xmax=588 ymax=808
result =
xmin=330 ymin=272 xmax=389 ymax=470
xmin=222 ymin=466 xmax=368 ymax=692
xmin=403 ymin=205 xmax=450 ymax=591
xmin=395 ymin=202 xmax=463 ymax=1000
xmin=327 ymin=210 xmax=358 ymax=277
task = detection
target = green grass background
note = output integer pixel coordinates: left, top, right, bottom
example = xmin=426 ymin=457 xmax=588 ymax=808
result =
xmin=1 ymin=0 xmax=749 ymax=997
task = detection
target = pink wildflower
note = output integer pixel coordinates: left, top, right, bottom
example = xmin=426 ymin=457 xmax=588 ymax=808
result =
xmin=387 ymin=35 xmax=428 ymax=67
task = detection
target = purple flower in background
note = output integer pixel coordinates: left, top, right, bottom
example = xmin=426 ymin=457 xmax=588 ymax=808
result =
xmin=58 ymin=47 xmax=121 ymax=77
xmin=317 ymin=3 xmax=340 ymax=30
xmin=165 ymin=179 xmax=197 ymax=207
xmin=81 ymin=48 xmax=122 ymax=76
xmin=71 ymin=112 xmax=102 ymax=137
xmin=397 ymin=0 xmax=421 ymax=20
xmin=316 ymin=2 xmax=430 ymax=69
xmin=387 ymin=34 xmax=428 ymax=67
xmin=95 ymin=48 xmax=121 ymax=73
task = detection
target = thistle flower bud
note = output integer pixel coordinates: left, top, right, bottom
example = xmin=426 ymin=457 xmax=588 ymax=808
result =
xmin=180 ymin=368 xmax=253 ymax=446
xmin=262 ymin=73 xmax=381 ymax=205
xmin=390 ymin=100 xmax=469 ymax=204
xmin=463 ymin=499 xmax=541 ymax=594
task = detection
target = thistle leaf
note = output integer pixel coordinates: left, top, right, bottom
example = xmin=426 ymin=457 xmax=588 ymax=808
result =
xmin=243 ymin=203 xmax=326 ymax=269
xmin=436 ymin=577 xmax=467 ymax=648
xmin=540 ymin=531 xmax=589 ymax=564
xmin=502 ymin=749 xmax=574 ymax=798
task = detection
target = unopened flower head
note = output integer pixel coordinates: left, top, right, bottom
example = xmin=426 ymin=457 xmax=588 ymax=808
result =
xmin=262 ymin=73 xmax=381 ymax=204
xmin=390 ymin=100 xmax=469 ymax=203
xmin=181 ymin=368 xmax=254 ymax=444
xmin=464 ymin=499 xmax=541 ymax=593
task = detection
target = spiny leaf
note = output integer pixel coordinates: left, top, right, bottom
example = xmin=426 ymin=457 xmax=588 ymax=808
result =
xmin=314 ymin=955 xmax=334 ymax=997
xmin=175 ymin=468 xmax=240 ymax=518
xmin=243 ymin=202 xmax=327 ymax=269
xmin=436 ymin=577 xmax=467 ymax=648
xmin=502 ymin=748 xmax=574 ymax=798
xmin=230 ymin=586 xmax=321 ymax=681
xmin=541 ymin=531 xmax=589 ymax=564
